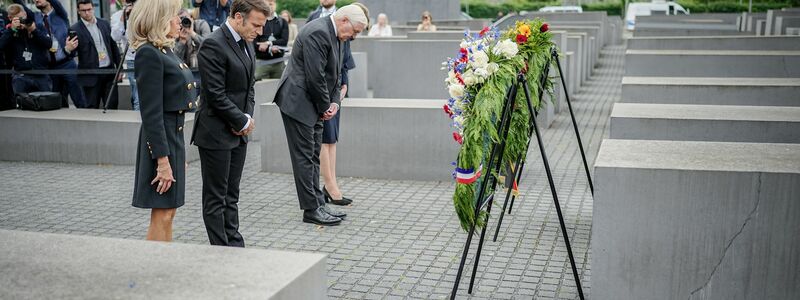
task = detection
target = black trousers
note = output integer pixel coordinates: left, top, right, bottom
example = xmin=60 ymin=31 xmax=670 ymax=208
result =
xmin=81 ymin=73 xmax=118 ymax=109
xmin=281 ymin=112 xmax=326 ymax=211
xmin=199 ymin=143 xmax=247 ymax=247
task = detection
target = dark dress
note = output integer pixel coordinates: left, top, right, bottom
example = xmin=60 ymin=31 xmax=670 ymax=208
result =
xmin=132 ymin=43 xmax=198 ymax=208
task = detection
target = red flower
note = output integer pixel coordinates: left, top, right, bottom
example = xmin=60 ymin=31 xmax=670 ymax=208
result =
xmin=515 ymin=34 xmax=528 ymax=44
xmin=443 ymin=104 xmax=453 ymax=116
xmin=540 ymin=23 xmax=549 ymax=32
xmin=453 ymin=132 xmax=463 ymax=144
xmin=459 ymin=48 xmax=468 ymax=57
xmin=479 ymin=27 xmax=489 ymax=37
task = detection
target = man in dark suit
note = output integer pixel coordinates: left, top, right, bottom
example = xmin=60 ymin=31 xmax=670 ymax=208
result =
xmin=191 ymin=0 xmax=269 ymax=247
xmin=71 ymin=0 xmax=121 ymax=109
xmin=274 ymin=4 xmax=368 ymax=226
xmin=307 ymin=0 xmax=355 ymax=97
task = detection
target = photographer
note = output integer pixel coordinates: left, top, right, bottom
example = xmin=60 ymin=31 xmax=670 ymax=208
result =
xmin=174 ymin=8 xmax=210 ymax=71
xmin=13 ymin=0 xmax=84 ymax=108
xmin=0 ymin=4 xmax=53 ymax=95
xmin=111 ymin=0 xmax=139 ymax=110
xmin=191 ymin=0 xmax=229 ymax=30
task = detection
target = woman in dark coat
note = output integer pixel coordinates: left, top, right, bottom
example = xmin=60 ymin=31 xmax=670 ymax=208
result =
xmin=128 ymin=0 xmax=197 ymax=241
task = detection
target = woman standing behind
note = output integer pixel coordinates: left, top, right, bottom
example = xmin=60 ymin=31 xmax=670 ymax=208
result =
xmin=129 ymin=0 xmax=198 ymax=242
xmin=416 ymin=11 xmax=437 ymax=32
xmin=368 ymin=13 xmax=392 ymax=37
xmin=280 ymin=9 xmax=297 ymax=47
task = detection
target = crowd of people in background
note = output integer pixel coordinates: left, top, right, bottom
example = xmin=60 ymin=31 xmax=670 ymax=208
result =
xmin=0 ymin=0 xmax=436 ymax=111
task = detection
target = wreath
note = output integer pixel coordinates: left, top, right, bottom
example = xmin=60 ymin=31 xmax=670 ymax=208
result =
xmin=444 ymin=19 xmax=554 ymax=232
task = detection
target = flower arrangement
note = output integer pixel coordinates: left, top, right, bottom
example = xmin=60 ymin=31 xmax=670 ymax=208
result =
xmin=443 ymin=19 xmax=554 ymax=232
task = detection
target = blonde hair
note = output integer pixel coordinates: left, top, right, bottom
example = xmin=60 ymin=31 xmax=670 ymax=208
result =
xmin=6 ymin=4 xmax=24 ymax=17
xmin=127 ymin=0 xmax=182 ymax=50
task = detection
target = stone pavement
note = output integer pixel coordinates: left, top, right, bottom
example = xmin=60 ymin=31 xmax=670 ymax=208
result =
xmin=0 ymin=45 xmax=624 ymax=299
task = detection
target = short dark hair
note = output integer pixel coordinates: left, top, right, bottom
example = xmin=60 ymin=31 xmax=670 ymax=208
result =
xmin=76 ymin=0 xmax=93 ymax=7
xmin=230 ymin=0 xmax=271 ymax=19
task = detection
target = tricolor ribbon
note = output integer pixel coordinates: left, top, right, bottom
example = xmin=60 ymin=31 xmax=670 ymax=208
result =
xmin=455 ymin=165 xmax=482 ymax=184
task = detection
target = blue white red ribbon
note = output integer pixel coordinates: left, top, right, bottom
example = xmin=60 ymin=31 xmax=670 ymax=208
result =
xmin=455 ymin=165 xmax=482 ymax=184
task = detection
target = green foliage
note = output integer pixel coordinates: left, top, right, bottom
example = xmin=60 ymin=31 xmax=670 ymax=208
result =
xmin=583 ymin=2 xmax=624 ymax=15
xmin=278 ymin=0 xmax=354 ymax=20
xmin=461 ymin=0 xmax=796 ymax=18
xmin=676 ymin=0 xmax=795 ymax=13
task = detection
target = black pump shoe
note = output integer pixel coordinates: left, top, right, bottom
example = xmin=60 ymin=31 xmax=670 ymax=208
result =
xmin=323 ymin=186 xmax=353 ymax=206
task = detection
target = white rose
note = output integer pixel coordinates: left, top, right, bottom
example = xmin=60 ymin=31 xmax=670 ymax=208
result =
xmin=448 ymin=84 xmax=465 ymax=99
xmin=471 ymin=51 xmax=489 ymax=69
xmin=462 ymin=70 xmax=477 ymax=86
xmin=493 ymin=39 xmax=519 ymax=59
xmin=460 ymin=40 xmax=469 ymax=49
xmin=445 ymin=70 xmax=457 ymax=84
xmin=474 ymin=67 xmax=490 ymax=80
xmin=486 ymin=63 xmax=500 ymax=75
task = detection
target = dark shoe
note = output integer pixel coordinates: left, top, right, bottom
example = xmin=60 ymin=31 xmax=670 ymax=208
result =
xmin=320 ymin=204 xmax=346 ymax=220
xmin=323 ymin=186 xmax=353 ymax=206
xmin=303 ymin=208 xmax=342 ymax=226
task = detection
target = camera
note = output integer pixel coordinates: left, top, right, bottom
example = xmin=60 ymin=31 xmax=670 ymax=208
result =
xmin=19 ymin=17 xmax=34 ymax=27
xmin=180 ymin=16 xmax=192 ymax=29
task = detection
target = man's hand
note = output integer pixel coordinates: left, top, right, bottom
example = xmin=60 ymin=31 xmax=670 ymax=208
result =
xmin=257 ymin=41 xmax=269 ymax=52
xmin=231 ymin=117 xmax=256 ymax=136
xmin=340 ymin=84 xmax=348 ymax=101
xmin=322 ymin=103 xmax=339 ymax=120
xmin=179 ymin=28 xmax=190 ymax=42
xmin=11 ymin=17 xmax=21 ymax=30
xmin=270 ymin=46 xmax=280 ymax=54
xmin=65 ymin=36 xmax=79 ymax=52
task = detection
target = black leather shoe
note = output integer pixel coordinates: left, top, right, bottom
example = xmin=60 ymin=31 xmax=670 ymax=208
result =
xmin=320 ymin=204 xmax=346 ymax=220
xmin=323 ymin=186 xmax=353 ymax=206
xmin=303 ymin=208 xmax=342 ymax=226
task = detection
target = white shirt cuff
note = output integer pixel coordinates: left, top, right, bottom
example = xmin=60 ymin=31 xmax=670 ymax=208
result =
xmin=240 ymin=114 xmax=251 ymax=132
xmin=330 ymin=103 xmax=339 ymax=111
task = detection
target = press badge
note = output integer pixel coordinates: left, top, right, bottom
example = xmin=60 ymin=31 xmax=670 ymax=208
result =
xmin=23 ymin=51 xmax=32 ymax=61
xmin=50 ymin=39 xmax=58 ymax=52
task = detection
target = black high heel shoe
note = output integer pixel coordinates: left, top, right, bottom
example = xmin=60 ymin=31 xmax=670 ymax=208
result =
xmin=323 ymin=186 xmax=353 ymax=206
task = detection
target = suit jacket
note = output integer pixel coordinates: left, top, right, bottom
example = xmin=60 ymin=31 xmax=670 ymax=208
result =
xmin=191 ymin=24 xmax=256 ymax=150
xmin=274 ymin=17 xmax=341 ymax=127
xmin=70 ymin=19 xmax=121 ymax=86
xmin=134 ymin=43 xmax=197 ymax=159
xmin=307 ymin=7 xmax=355 ymax=86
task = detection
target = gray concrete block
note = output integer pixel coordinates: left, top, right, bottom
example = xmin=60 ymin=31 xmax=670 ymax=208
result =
xmin=636 ymin=13 xmax=741 ymax=25
xmin=765 ymin=10 xmax=800 ymax=35
xmin=567 ymin=34 xmax=586 ymax=88
xmin=627 ymin=36 xmax=800 ymax=51
xmin=0 ymin=229 xmax=328 ymax=299
xmin=789 ymin=27 xmax=800 ymax=35
xmin=746 ymin=14 xmax=766 ymax=32
xmin=624 ymin=50 xmax=800 ymax=77
xmin=360 ymin=0 xmax=462 ymax=25
xmin=609 ymin=103 xmax=800 ymax=143
xmin=252 ymin=79 xmax=280 ymax=142
xmin=350 ymin=36 xmax=408 ymax=90
xmin=551 ymin=25 xmax=601 ymax=71
xmin=775 ymin=16 xmax=800 ymax=35
xmin=349 ymin=52 xmax=368 ymax=98
xmin=0 ymin=110 xmax=198 ymax=165
xmin=621 ymin=77 xmax=800 ymax=106
xmin=632 ymin=28 xmax=747 ymax=37
xmin=593 ymin=139 xmax=800 ymax=300
xmin=756 ymin=19 xmax=767 ymax=36
xmin=372 ymin=40 xmax=459 ymax=99
xmin=260 ymin=99 xmax=459 ymax=181
xmin=406 ymin=31 xmax=465 ymax=40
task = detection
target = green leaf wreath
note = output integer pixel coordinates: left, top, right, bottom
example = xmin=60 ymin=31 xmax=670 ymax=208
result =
xmin=443 ymin=19 xmax=555 ymax=232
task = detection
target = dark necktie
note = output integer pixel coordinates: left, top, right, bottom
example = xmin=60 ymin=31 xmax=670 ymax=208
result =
xmin=43 ymin=15 xmax=56 ymax=63
xmin=237 ymin=39 xmax=250 ymax=65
